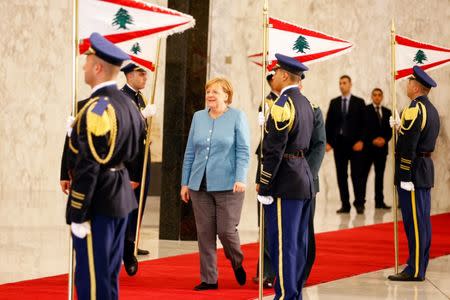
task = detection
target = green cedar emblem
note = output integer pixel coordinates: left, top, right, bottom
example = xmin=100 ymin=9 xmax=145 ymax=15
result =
xmin=413 ymin=50 xmax=428 ymax=64
xmin=112 ymin=8 xmax=134 ymax=30
xmin=130 ymin=42 xmax=141 ymax=55
xmin=293 ymin=35 xmax=310 ymax=53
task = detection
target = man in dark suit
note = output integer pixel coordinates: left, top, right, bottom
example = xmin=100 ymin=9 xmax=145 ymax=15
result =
xmin=120 ymin=63 xmax=156 ymax=276
xmin=325 ymin=75 xmax=366 ymax=214
xmin=362 ymin=88 xmax=392 ymax=209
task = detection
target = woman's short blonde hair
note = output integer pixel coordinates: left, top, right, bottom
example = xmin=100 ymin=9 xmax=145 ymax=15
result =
xmin=205 ymin=77 xmax=234 ymax=105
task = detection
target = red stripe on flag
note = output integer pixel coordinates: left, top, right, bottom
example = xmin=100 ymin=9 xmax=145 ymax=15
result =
xmin=79 ymin=21 xmax=191 ymax=53
xmin=396 ymin=35 xmax=450 ymax=52
xmin=248 ymin=53 xmax=262 ymax=58
xmin=294 ymin=46 xmax=352 ymax=62
xmin=129 ymin=55 xmax=155 ymax=71
xmin=100 ymin=0 xmax=185 ymax=17
xmin=270 ymin=17 xmax=349 ymax=43
xmin=266 ymin=45 xmax=353 ymax=70
xmin=396 ymin=59 xmax=450 ymax=80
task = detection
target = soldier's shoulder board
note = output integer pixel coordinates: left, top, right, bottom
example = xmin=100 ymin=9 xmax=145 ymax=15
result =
xmin=87 ymin=97 xmax=114 ymax=136
xmin=91 ymin=96 xmax=109 ymax=115
xmin=270 ymin=94 xmax=295 ymax=130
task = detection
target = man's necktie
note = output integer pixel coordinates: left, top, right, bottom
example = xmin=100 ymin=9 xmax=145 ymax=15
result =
xmin=376 ymin=106 xmax=382 ymax=124
xmin=342 ymin=98 xmax=348 ymax=116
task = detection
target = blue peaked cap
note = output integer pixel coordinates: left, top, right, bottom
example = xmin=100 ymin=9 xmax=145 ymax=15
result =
xmin=411 ymin=66 xmax=437 ymax=88
xmin=88 ymin=32 xmax=130 ymax=66
xmin=121 ymin=62 xmax=146 ymax=74
xmin=275 ymin=53 xmax=308 ymax=77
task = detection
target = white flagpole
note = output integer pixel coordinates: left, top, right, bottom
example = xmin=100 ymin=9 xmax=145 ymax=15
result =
xmin=390 ymin=19 xmax=399 ymax=275
xmin=68 ymin=0 xmax=79 ymax=298
xmin=258 ymin=1 xmax=269 ymax=299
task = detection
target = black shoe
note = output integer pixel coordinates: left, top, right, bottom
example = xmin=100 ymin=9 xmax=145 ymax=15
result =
xmin=234 ymin=266 xmax=246 ymax=285
xmin=124 ymin=256 xmax=138 ymax=276
xmin=336 ymin=207 xmax=350 ymax=214
xmin=194 ymin=282 xmax=218 ymax=291
xmin=137 ymin=248 xmax=150 ymax=255
xmin=388 ymin=271 xmax=424 ymax=281
xmin=355 ymin=206 xmax=365 ymax=214
xmin=376 ymin=203 xmax=391 ymax=209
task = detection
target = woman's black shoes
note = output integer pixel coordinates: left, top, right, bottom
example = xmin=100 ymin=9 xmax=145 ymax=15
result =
xmin=234 ymin=266 xmax=247 ymax=285
xmin=194 ymin=282 xmax=218 ymax=291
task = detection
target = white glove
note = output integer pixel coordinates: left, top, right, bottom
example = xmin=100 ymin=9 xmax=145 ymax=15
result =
xmin=71 ymin=222 xmax=91 ymax=239
xmin=66 ymin=116 xmax=75 ymax=137
xmin=389 ymin=109 xmax=401 ymax=130
xmin=257 ymin=195 xmax=274 ymax=205
xmin=258 ymin=111 xmax=265 ymax=126
xmin=141 ymin=104 xmax=157 ymax=118
xmin=400 ymin=181 xmax=415 ymax=191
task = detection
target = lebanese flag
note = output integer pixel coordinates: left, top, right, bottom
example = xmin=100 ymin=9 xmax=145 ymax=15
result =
xmin=78 ymin=0 xmax=195 ymax=55
xmin=395 ymin=35 xmax=450 ymax=80
xmin=116 ymin=35 xmax=158 ymax=71
xmin=250 ymin=17 xmax=353 ymax=69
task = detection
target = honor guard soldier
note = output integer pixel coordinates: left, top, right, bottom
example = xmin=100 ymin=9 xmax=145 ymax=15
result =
xmin=120 ymin=63 xmax=156 ymax=276
xmin=254 ymin=70 xmax=278 ymax=288
xmin=257 ymin=53 xmax=314 ymax=300
xmin=303 ymin=97 xmax=326 ymax=284
xmin=388 ymin=66 xmax=440 ymax=281
xmin=66 ymin=32 xmax=145 ymax=299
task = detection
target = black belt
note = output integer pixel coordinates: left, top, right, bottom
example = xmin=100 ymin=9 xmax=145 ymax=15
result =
xmin=417 ymin=152 xmax=432 ymax=158
xmin=395 ymin=152 xmax=432 ymax=159
xmin=106 ymin=162 xmax=125 ymax=172
xmin=283 ymin=150 xmax=305 ymax=159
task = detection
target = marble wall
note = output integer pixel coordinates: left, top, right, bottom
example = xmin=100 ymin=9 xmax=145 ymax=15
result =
xmin=0 ymin=0 xmax=448 ymax=235
xmin=207 ymin=0 xmax=450 ymax=229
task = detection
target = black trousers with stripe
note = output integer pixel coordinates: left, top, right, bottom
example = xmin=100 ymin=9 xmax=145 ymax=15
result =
xmin=73 ymin=214 xmax=128 ymax=300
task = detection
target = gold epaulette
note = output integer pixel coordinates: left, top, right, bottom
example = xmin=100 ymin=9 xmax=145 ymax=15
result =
xmin=269 ymin=94 xmax=295 ymax=132
xmin=69 ymin=96 xmax=117 ymax=164
xmin=399 ymin=101 xmax=426 ymax=134
xmin=87 ymin=101 xmax=112 ymax=136
xmin=86 ymin=98 xmax=117 ymax=164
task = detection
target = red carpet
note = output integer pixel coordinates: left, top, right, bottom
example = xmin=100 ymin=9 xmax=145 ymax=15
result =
xmin=1 ymin=213 xmax=450 ymax=300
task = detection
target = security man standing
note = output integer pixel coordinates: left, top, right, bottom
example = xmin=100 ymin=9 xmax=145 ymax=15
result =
xmin=65 ymin=32 xmax=145 ymax=299
xmin=257 ymin=53 xmax=314 ymax=300
xmin=388 ymin=66 xmax=440 ymax=281
xmin=120 ymin=63 xmax=156 ymax=275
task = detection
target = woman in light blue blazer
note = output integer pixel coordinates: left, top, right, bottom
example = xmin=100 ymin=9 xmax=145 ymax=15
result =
xmin=180 ymin=77 xmax=250 ymax=291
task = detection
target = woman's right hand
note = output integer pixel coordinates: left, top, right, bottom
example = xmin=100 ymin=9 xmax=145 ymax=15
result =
xmin=180 ymin=185 xmax=190 ymax=203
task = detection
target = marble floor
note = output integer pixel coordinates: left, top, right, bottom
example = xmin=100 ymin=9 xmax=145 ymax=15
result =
xmin=0 ymin=189 xmax=449 ymax=299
